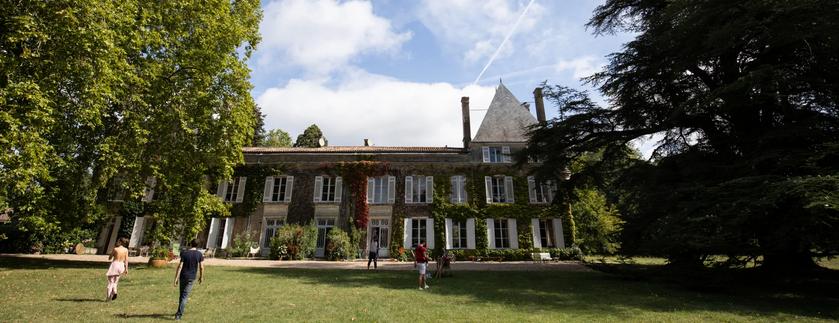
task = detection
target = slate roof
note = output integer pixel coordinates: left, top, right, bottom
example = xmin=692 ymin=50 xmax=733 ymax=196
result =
xmin=243 ymin=146 xmax=465 ymax=154
xmin=472 ymin=84 xmax=538 ymax=143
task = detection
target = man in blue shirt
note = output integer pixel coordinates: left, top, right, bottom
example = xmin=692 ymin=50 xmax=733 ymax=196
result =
xmin=174 ymin=239 xmax=204 ymax=320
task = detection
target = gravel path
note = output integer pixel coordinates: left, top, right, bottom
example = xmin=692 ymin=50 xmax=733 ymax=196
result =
xmin=2 ymin=254 xmax=590 ymax=272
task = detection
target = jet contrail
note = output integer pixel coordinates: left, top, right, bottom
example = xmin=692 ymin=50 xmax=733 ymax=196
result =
xmin=473 ymin=0 xmax=537 ymax=85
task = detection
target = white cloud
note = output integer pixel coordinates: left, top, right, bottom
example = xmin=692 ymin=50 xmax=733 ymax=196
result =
xmin=555 ymin=56 xmax=604 ymax=79
xmin=258 ymin=0 xmax=412 ymax=74
xmin=257 ymin=70 xmax=498 ymax=147
xmin=417 ymin=0 xmax=544 ymax=64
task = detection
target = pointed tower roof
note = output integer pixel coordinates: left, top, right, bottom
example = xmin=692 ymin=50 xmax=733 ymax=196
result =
xmin=472 ymin=84 xmax=538 ymax=143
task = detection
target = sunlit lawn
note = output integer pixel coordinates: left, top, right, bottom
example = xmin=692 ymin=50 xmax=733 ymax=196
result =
xmin=1 ymin=257 xmax=837 ymax=322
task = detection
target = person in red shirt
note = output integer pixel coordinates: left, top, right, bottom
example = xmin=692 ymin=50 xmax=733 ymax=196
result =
xmin=413 ymin=240 xmax=429 ymax=290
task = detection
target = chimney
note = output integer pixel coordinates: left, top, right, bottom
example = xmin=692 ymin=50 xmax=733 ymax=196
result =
xmin=461 ymin=96 xmax=471 ymax=149
xmin=363 ymin=139 xmax=371 ymax=146
xmin=533 ymin=87 xmax=546 ymax=123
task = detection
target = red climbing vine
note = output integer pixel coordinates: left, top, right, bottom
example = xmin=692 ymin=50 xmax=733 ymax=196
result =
xmin=320 ymin=161 xmax=388 ymax=229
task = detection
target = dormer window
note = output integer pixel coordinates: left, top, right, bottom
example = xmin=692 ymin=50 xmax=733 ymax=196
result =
xmin=482 ymin=146 xmax=512 ymax=163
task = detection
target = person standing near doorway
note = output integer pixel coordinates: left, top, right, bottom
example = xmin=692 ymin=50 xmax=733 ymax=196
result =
xmin=174 ymin=239 xmax=204 ymax=320
xmin=367 ymin=234 xmax=379 ymax=270
xmin=105 ymin=237 xmax=129 ymax=302
xmin=412 ymin=240 xmax=429 ymax=290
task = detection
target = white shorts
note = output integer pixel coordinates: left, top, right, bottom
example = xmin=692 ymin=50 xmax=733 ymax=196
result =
xmin=417 ymin=262 xmax=427 ymax=275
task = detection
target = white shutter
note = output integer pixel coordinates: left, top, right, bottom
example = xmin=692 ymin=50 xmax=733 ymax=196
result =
xmin=504 ymin=176 xmax=515 ymax=203
xmin=508 ymin=219 xmax=518 ymax=249
xmin=486 ymin=218 xmax=495 ymax=249
xmin=313 ymin=176 xmax=323 ymax=203
xmin=484 ymin=176 xmax=493 ymax=204
xmin=206 ymin=217 xmax=221 ymax=248
xmin=426 ymin=218 xmax=434 ymax=249
xmin=531 ymin=218 xmax=542 ymax=249
xmin=528 ymin=176 xmax=537 ymax=204
xmin=403 ymin=218 xmax=411 ymax=248
xmin=450 ymin=176 xmax=457 ymax=203
xmin=367 ymin=177 xmax=375 ymax=204
xmin=466 ymin=218 xmax=476 ymax=249
xmin=284 ymin=176 xmax=294 ymax=203
xmin=235 ymin=177 xmax=247 ymax=203
xmin=387 ymin=176 xmax=396 ymax=204
xmin=216 ymin=181 xmax=227 ymax=199
xmin=405 ymin=176 xmax=413 ymax=204
xmin=502 ymin=146 xmax=512 ymax=163
xmin=553 ymin=218 xmax=565 ymax=248
xmin=263 ymin=176 xmax=274 ymax=203
xmin=426 ymin=176 xmax=434 ymax=203
xmin=445 ymin=218 xmax=453 ymax=249
xmin=143 ymin=177 xmax=156 ymax=202
xmin=129 ymin=216 xmax=145 ymax=248
xmin=221 ymin=218 xmax=235 ymax=248
xmin=334 ymin=176 xmax=343 ymax=202
xmin=482 ymin=146 xmax=491 ymax=163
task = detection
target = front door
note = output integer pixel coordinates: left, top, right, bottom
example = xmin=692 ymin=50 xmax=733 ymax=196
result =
xmin=315 ymin=218 xmax=335 ymax=258
xmin=368 ymin=218 xmax=390 ymax=258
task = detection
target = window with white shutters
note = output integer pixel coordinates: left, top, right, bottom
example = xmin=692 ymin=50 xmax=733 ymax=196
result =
xmin=317 ymin=176 xmax=341 ymax=203
xmin=528 ymin=176 xmax=556 ymax=204
xmin=486 ymin=176 xmax=514 ymax=203
xmin=482 ymin=146 xmax=511 ymax=163
xmin=411 ymin=218 xmax=427 ymax=247
xmin=406 ymin=175 xmax=433 ymax=204
xmin=265 ymin=176 xmax=294 ymax=203
xmin=221 ymin=177 xmax=247 ymax=203
xmin=368 ymin=176 xmax=389 ymax=204
xmin=450 ymin=175 xmax=468 ymax=204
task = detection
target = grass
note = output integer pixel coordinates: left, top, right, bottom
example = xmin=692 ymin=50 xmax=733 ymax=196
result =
xmin=1 ymin=257 xmax=837 ymax=322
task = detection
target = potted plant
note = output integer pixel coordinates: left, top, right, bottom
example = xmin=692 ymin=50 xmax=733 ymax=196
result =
xmin=148 ymin=246 xmax=170 ymax=268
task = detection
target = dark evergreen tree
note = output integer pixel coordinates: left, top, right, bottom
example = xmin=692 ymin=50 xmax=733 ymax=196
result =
xmin=294 ymin=124 xmax=328 ymax=148
xmin=526 ymin=0 xmax=839 ymax=271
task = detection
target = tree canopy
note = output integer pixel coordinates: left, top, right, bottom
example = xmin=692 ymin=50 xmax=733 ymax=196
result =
xmin=0 ymin=0 xmax=262 ymax=244
xmin=260 ymin=129 xmax=293 ymax=148
xmin=526 ymin=0 xmax=839 ymax=270
xmin=294 ymin=124 xmax=328 ymax=148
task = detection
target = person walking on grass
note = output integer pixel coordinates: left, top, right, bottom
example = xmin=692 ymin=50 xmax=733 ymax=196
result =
xmin=174 ymin=239 xmax=204 ymax=320
xmin=105 ymin=237 xmax=129 ymax=302
xmin=367 ymin=234 xmax=379 ymax=270
xmin=412 ymin=240 xmax=429 ymax=290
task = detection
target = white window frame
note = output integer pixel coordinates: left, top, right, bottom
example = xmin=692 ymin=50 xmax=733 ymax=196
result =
xmin=262 ymin=217 xmax=285 ymax=249
xmin=482 ymin=146 xmax=512 ymax=163
xmin=264 ymin=176 xmax=294 ymax=203
xmin=485 ymin=176 xmax=515 ymax=204
xmin=405 ymin=175 xmax=434 ymax=204
xmin=528 ymin=176 xmax=556 ymax=204
xmin=494 ymin=219 xmax=509 ymax=249
xmin=367 ymin=176 xmax=395 ymax=204
xmin=450 ymin=175 xmax=468 ymax=204
xmin=451 ymin=220 xmax=467 ymax=249
xmin=314 ymin=176 xmax=342 ymax=203
xmin=219 ymin=177 xmax=247 ymax=203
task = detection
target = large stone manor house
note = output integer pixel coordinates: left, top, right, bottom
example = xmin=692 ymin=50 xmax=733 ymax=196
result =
xmin=106 ymin=84 xmax=565 ymax=258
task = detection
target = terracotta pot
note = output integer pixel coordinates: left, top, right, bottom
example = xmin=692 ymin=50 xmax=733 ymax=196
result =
xmin=148 ymin=258 xmax=168 ymax=268
xmin=74 ymin=243 xmax=85 ymax=255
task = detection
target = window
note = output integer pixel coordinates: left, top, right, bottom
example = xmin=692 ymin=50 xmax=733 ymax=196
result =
xmin=485 ymin=176 xmax=514 ymax=204
xmin=316 ymin=218 xmax=336 ymax=250
xmin=494 ymin=219 xmax=509 ymax=249
xmin=369 ymin=218 xmax=390 ymax=250
xmin=411 ymin=218 xmax=427 ymax=247
xmin=262 ymin=218 xmax=285 ymax=248
xmin=219 ymin=177 xmax=246 ymax=203
xmin=367 ymin=176 xmax=396 ymax=204
xmin=314 ymin=176 xmax=341 ymax=203
xmin=216 ymin=219 xmax=227 ymax=249
xmin=405 ymin=175 xmax=433 ymax=204
xmin=264 ymin=176 xmax=294 ymax=203
xmin=528 ymin=176 xmax=555 ymax=204
xmin=450 ymin=176 xmax=468 ymax=204
xmin=482 ymin=146 xmax=511 ymax=163
xmin=451 ymin=220 xmax=467 ymax=249
xmin=538 ymin=219 xmax=556 ymax=248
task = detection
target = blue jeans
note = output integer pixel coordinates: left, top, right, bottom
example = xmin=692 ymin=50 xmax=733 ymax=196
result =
xmin=176 ymin=279 xmax=195 ymax=317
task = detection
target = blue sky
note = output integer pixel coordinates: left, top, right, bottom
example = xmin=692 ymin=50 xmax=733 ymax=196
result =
xmin=250 ymin=0 xmax=634 ymax=148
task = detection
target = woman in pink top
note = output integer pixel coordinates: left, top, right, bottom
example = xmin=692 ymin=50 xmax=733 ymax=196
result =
xmin=105 ymin=237 xmax=129 ymax=302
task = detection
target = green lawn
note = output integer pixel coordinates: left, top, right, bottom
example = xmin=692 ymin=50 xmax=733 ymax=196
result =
xmin=1 ymin=258 xmax=837 ymax=322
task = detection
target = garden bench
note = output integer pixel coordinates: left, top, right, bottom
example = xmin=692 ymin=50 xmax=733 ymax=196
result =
xmin=531 ymin=252 xmax=551 ymax=263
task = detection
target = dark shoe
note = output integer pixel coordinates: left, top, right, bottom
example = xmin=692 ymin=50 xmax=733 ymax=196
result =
xmin=112 ymin=293 xmax=117 ymax=300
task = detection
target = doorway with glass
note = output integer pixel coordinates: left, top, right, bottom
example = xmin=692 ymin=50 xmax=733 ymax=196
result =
xmin=368 ymin=218 xmax=390 ymax=258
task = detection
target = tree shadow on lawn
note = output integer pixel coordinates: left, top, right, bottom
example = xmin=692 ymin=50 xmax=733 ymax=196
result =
xmin=54 ymin=297 xmax=104 ymax=303
xmin=235 ymin=266 xmax=839 ymax=320
xmin=0 ymin=256 xmax=108 ymax=270
xmin=112 ymin=313 xmax=173 ymax=320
